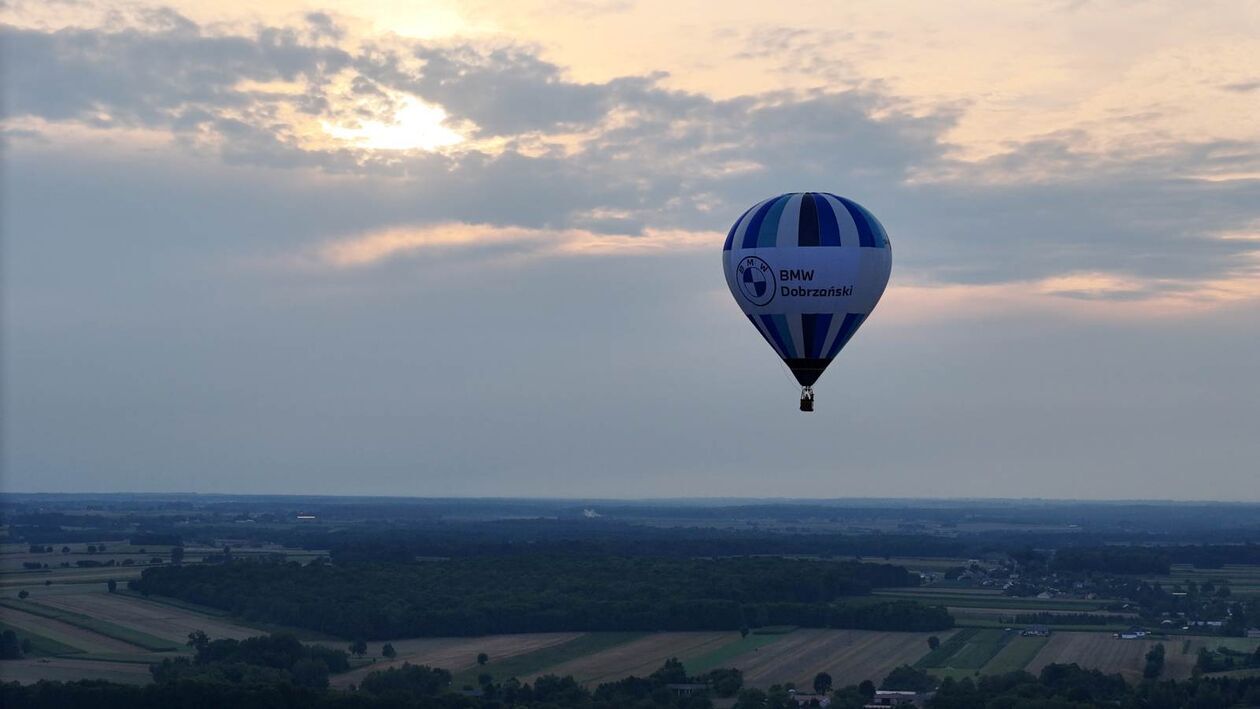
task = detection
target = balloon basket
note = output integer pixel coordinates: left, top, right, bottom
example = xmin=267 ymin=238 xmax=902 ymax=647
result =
xmin=800 ymin=387 xmax=815 ymax=412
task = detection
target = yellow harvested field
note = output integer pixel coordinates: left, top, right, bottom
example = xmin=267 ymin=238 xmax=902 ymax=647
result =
xmin=0 ymin=657 xmax=152 ymax=685
xmin=34 ymin=590 xmax=263 ymax=643
xmin=1027 ymin=632 xmax=1166 ymax=682
xmin=332 ymin=633 xmax=582 ymax=688
xmin=525 ymin=632 xmax=735 ymax=685
xmin=725 ymin=629 xmax=949 ymax=688
xmin=0 ymin=606 xmax=143 ymax=654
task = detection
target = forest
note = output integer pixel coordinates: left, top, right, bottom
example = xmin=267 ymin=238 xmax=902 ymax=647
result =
xmin=130 ymin=556 xmax=953 ymax=638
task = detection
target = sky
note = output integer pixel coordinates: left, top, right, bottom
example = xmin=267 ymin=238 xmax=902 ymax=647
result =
xmin=2 ymin=0 xmax=1258 ymax=500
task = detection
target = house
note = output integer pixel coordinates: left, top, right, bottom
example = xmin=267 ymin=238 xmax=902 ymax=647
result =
xmin=1246 ymin=629 xmax=1260 ymax=639
xmin=1021 ymin=625 xmax=1051 ymax=637
xmin=864 ymin=690 xmax=934 ymax=707
xmin=789 ymin=692 xmax=830 ymax=706
xmin=666 ymin=683 xmax=707 ymax=697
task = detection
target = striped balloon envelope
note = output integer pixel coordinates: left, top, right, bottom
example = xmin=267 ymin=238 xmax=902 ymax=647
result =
xmin=721 ymin=192 xmax=892 ymax=410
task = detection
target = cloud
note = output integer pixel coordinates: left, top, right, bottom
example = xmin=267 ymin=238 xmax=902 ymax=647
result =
xmin=1221 ymin=80 xmax=1260 ymax=93
xmin=313 ymin=222 xmax=721 ymax=268
xmin=3 ymin=6 xmax=1258 ymax=309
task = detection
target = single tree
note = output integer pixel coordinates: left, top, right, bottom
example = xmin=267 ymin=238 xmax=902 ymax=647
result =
xmin=858 ymin=680 xmax=876 ymax=699
xmin=381 ymin=642 xmax=396 ymax=659
xmin=21 ymin=638 xmax=32 ymax=655
xmin=170 ymin=546 xmax=185 ymax=564
xmin=223 ymin=545 xmax=232 ymax=560
xmin=813 ymin=671 xmax=832 ymax=694
xmin=61 ymin=546 xmax=70 ymax=554
xmin=740 ymin=626 xmax=750 ymax=639
xmin=880 ymin=665 xmax=938 ymax=693
xmin=928 ymin=635 xmax=940 ymax=651
xmin=87 ymin=545 xmax=97 ymax=554
xmin=477 ymin=652 xmax=489 ymax=666
xmin=107 ymin=579 xmax=117 ymax=593
xmin=350 ymin=639 xmax=368 ymax=657
xmin=17 ymin=590 xmax=29 ymax=600
xmin=0 ymin=630 xmax=22 ymax=659
xmin=187 ymin=630 xmax=210 ymax=651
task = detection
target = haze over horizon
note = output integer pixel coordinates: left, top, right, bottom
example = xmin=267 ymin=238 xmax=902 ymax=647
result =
xmin=2 ymin=1 xmax=1258 ymax=501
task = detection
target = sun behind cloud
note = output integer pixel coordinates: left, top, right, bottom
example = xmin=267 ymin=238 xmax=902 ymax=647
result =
xmin=322 ymin=93 xmax=466 ymax=151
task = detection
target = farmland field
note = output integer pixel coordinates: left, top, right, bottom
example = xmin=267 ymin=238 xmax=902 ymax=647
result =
xmin=0 ymin=598 xmax=177 ymax=651
xmin=1026 ymin=632 xmax=1175 ymax=682
xmin=0 ymin=657 xmax=153 ymax=685
xmin=523 ymin=631 xmax=734 ymax=685
xmin=873 ymin=589 xmax=1109 ymax=612
xmin=0 ymin=605 xmax=143 ymax=654
xmin=0 ymin=620 xmax=84 ymax=657
xmin=331 ymin=632 xmax=584 ymax=688
xmin=710 ymin=628 xmax=950 ymax=688
xmin=32 ymin=590 xmax=263 ymax=644
xmin=983 ymin=635 xmax=1050 ymax=674
xmin=453 ymin=632 xmax=645 ymax=686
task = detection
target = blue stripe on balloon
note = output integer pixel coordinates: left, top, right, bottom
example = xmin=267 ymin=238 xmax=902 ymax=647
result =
xmin=740 ymin=197 xmax=780 ymax=249
xmin=814 ymin=193 xmax=843 ymax=247
xmin=797 ymin=192 xmax=820 ymax=247
xmin=812 ymin=313 xmax=833 ymax=358
xmin=757 ymin=194 xmax=791 ymax=248
xmin=724 ymin=204 xmax=755 ymax=252
xmin=851 ymin=200 xmax=887 ymax=248
xmin=758 ymin=314 xmax=790 ymax=358
xmin=771 ymin=313 xmax=798 ymax=358
xmin=801 ymin=314 xmax=818 ymax=359
xmin=826 ymin=313 xmax=868 ymax=359
xmin=829 ymin=194 xmax=878 ymax=248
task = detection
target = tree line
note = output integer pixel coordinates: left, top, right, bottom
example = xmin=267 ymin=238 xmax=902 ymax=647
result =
xmin=130 ymin=556 xmax=952 ymax=638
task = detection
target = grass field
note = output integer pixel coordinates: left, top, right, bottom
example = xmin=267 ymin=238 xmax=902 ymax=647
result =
xmin=1026 ymin=632 xmax=1167 ymax=682
xmin=453 ymin=632 xmax=645 ymax=687
xmin=0 ymin=605 xmax=142 ymax=654
xmin=685 ymin=632 xmax=789 ymax=674
xmin=524 ymin=632 xmax=735 ymax=686
xmin=330 ymin=633 xmax=584 ymax=689
xmin=0 ymin=598 xmax=178 ymax=651
xmin=0 ymin=657 xmax=153 ymax=685
xmin=873 ymin=590 xmax=1109 ymax=612
xmin=983 ymin=635 xmax=1050 ymax=674
xmin=0 ymin=619 xmax=85 ymax=656
xmin=717 ymin=628 xmax=950 ymax=688
xmin=34 ymin=590 xmax=263 ymax=644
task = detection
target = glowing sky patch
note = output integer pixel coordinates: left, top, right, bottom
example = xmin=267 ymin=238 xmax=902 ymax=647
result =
xmin=322 ymin=95 xmax=466 ymax=151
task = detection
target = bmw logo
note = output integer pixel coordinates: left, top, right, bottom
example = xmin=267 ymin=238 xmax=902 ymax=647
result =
xmin=736 ymin=256 xmax=775 ymax=306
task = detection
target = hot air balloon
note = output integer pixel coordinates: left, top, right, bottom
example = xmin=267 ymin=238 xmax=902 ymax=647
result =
xmin=722 ymin=193 xmax=892 ymax=411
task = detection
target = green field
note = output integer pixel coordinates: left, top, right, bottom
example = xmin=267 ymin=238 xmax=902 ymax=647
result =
xmin=452 ymin=632 xmax=645 ymax=686
xmin=983 ymin=635 xmax=1050 ymax=673
xmin=873 ymin=590 xmax=1108 ymax=611
xmin=114 ymin=589 xmax=233 ymax=618
xmin=684 ymin=632 xmax=789 ymax=674
xmin=917 ymin=627 xmax=1020 ymax=672
xmin=0 ymin=620 xmax=85 ymax=656
xmin=0 ymin=598 xmax=178 ymax=652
